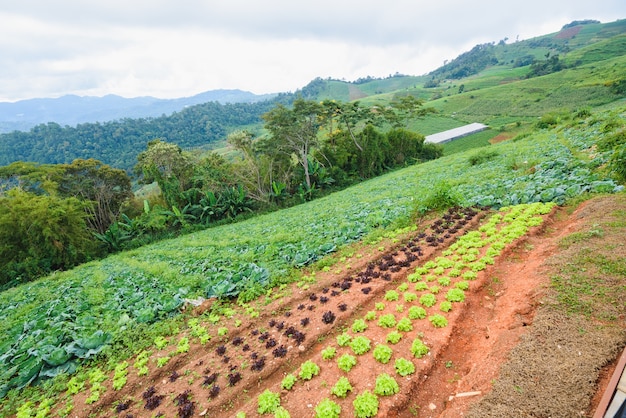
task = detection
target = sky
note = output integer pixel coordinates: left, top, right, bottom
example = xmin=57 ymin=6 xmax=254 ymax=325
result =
xmin=0 ymin=1 xmax=624 ymax=102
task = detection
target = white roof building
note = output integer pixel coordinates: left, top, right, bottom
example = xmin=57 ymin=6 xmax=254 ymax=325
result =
xmin=425 ymin=122 xmax=488 ymax=144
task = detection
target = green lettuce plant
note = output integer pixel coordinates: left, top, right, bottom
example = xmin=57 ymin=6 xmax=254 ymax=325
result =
xmin=386 ymin=331 xmax=402 ymax=344
xmin=429 ymin=314 xmax=448 ymax=328
xmin=350 ymin=336 xmax=371 ymax=355
xmin=315 ymin=398 xmax=341 ymax=418
xmin=321 ymin=346 xmax=337 ymax=360
xmin=257 ymin=389 xmax=281 ymax=414
xmin=281 ymin=374 xmax=297 ymax=390
xmin=373 ymin=344 xmax=393 ymax=364
xmin=374 ymin=373 xmax=399 ymax=396
xmin=411 ymin=338 xmax=429 ymax=358
xmin=378 ymin=314 xmax=396 ymax=328
xmin=395 ymin=357 xmax=415 ymax=376
xmin=299 ymin=360 xmax=320 ymax=380
xmin=330 ymin=376 xmax=353 ymax=398
xmin=353 ymin=390 xmax=379 ymax=418
xmin=337 ymin=354 xmax=357 ymax=372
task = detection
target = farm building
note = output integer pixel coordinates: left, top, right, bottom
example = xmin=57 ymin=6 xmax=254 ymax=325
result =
xmin=425 ymin=122 xmax=488 ymax=144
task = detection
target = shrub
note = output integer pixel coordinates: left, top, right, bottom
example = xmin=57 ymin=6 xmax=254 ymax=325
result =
xmin=257 ymin=389 xmax=281 ymax=414
xmin=411 ymin=338 xmax=429 ymax=358
xmin=374 ymin=373 xmax=399 ymax=396
xmin=330 ymin=376 xmax=353 ymax=398
xmin=395 ymin=358 xmax=416 ymax=376
xmin=299 ymin=360 xmax=320 ymax=380
xmin=378 ymin=314 xmax=397 ymax=328
xmin=353 ymin=390 xmax=379 ymax=418
xmin=281 ymin=374 xmax=297 ymax=390
xmin=373 ymin=344 xmax=393 ymax=364
xmin=350 ymin=336 xmax=371 ymax=355
xmin=337 ymin=354 xmax=357 ymax=372
xmin=315 ymin=398 xmax=341 ymax=418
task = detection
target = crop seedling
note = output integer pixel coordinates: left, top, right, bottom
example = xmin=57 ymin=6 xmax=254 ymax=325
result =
xmin=373 ymin=344 xmax=393 ymax=364
xmin=176 ymin=336 xmax=190 ymax=354
xmin=112 ymin=361 xmax=128 ymax=390
xmin=336 ymin=332 xmax=352 ymax=347
xmin=395 ymin=304 xmax=405 ymax=313
xmin=414 ymin=282 xmax=429 ymax=291
xmin=385 ymin=290 xmax=399 ymax=301
xmin=378 ymin=314 xmax=397 ymax=328
xmin=353 ymin=390 xmax=379 ymax=418
xmin=315 ymin=398 xmax=341 ymax=418
xmin=404 ymin=292 xmax=417 ymax=302
xmin=408 ymin=306 xmax=426 ymax=320
xmin=154 ymin=336 xmax=168 ymax=350
xmin=429 ymin=314 xmax=449 ymax=328
xmin=419 ymin=293 xmax=436 ymax=307
xmin=350 ymin=336 xmax=371 ymax=355
xmin=446 ymin=287 xmax=466 ymax=302
xmin=274 ymin=406 xmax=290 ymax=418
xmin=386 ymin=331 xmax=402 ymax=344
xmin=299 ymin=360 xmax=320 ymax=381
xmin=438 ymin=276 xmax=451 ymax=286
xmin=440 ymin=301 xmax=453 ymax=312
xmin=322 ymin=346 xmax=337 ymax=360
xmin=281 ymin=374 xmax=297 ymax=390
xmin=397 ymin=283 xmax=409 ymax=292
xmin=66 ymin=376 xmax=85 ymax=395
xmin=411 ymin=338 xmax=429 ymax=358
xmin=374 ymin=373 xmax=400 ymax=396
xmin=352 ymin=319 xmax=368 ymax=333
xmin=331 ymin=376 xmax=353 ymax=398
xmin=364 ymin=310 xmax=377 ymax=321
xmin=396 ymin=317 xmax=413 ymax=332
xmin=217 ymin=327 xmax=228 ymax=336
xmin=156 ymin=356 xmax=170 ymax=368
xmin=257 ymin=389 xmax=281 ymax=415
xmin=429 ymin=285 xmax=441 ymax=294
xmin=395 ymin=358 xmax=416 ymax=376
xmin=337 ymin=354 xmax=357 ymax=372
xmin=375 ymin=302 xmax=385 ymax=311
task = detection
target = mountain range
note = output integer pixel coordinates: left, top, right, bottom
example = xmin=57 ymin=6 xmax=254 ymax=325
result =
xmin=0 ymin=89 xmax=276 ymax=133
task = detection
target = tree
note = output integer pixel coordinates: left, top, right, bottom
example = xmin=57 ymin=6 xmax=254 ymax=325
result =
xmin=227 ymin=130 xmax=274 ymax=203
xmin=262 ymin=98 xmax=323 ymax=190
xmin=0 ymin=189 xmax=96 ymax=288
xmin=134 ymin=139 xmax=194 ymax=209
xmin=57 ymin=159 xmax=133 ymax=234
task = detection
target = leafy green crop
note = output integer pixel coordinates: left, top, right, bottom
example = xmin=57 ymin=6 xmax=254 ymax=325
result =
xmin=321 ymin=346 xmax=337 ymax=361
xmin=411 ymin=338 xmax=429 ymax=358
xmin=374 ymin=373 xmax=400 ymax=396
xmin=350 ymin=336 xmax=371 ymax=355
xmin=353 ymin=390 xmax=379 ymax=418
xmin=395 ymin=358 xmax=416 ymax=376
xmin=408 ymin=306 xmax=427 ymax=320
xmin=384 ymin=290 xmax=399 ymax=301
xmin=378 ymin=314 xmax=397 ymax=328
xmin=330 ymin=376 xmax=353 ymax=398
xmin=257 ymin=389 xmax=281 ymax=414
xmin=373 ymin=344 xmax=393 ymax=364
xmin=337 ymin=354 xmax=357 ymax=372
xmin=386 ymin=331 xmax=402 ymax=344
xmin=419 ymin=293 xmax=437 ymax=307
xmin=352 ymin=319 xmax=368 ymax=333
xmin=429 ymin=314 xmax=449 ymax=328
xmin=281 ymin=374 xmax=297 ymax=390
xmin=315 ymin=398 xmax=341 ymax=418
xmin=336 ymin=333 xmax=352 ymax=347
xmin=299 ymin=360 xmax=320 ymax=381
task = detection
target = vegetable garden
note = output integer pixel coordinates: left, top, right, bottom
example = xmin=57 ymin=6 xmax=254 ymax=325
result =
xmin=1 ymin=107 xmax=624 ymax=416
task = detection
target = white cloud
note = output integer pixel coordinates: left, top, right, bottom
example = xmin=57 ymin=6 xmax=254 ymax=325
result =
xmin=0 ymin=1 xmax=624 ymax=101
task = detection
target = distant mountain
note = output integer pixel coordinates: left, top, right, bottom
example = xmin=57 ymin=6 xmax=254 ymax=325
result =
xmin=0 ymin=89 xmax=276 ymax=133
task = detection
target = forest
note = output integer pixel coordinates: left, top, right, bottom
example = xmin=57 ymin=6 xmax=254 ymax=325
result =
xmin=0 ymin=96 xmax=442 ymax=289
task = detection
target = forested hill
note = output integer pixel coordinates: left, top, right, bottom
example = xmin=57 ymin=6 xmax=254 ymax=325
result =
xmin=0 ymin=97 xmax=288 ymax=172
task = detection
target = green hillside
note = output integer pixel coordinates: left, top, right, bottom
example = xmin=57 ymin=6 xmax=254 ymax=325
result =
xmin=1 ymin=18 xmax=626 ymax=416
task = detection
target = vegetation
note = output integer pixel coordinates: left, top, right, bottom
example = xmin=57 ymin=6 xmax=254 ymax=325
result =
xmin=0 ymin=19 xmax=625 ymax=417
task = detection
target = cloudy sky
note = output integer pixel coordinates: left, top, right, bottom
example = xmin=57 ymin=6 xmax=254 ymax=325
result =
xmin=0 ymin=1 xmax=624 ymax=102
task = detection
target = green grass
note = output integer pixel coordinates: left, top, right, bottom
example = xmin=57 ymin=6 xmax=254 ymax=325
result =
xmin=441 ymin=129 xmax=500 ymax=156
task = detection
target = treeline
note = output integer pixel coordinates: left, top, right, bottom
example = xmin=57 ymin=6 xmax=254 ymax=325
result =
xmin=0 ymin=97 xmax=290 ymax=172
xmin=0 ymin=97 xmax=442 ymax=290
